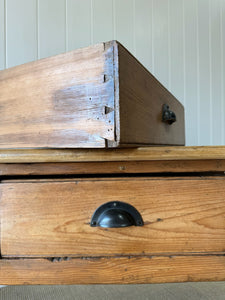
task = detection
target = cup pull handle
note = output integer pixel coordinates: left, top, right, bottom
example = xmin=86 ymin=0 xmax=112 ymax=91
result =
xmin=90 ymin=201 xmax=144 ymax=228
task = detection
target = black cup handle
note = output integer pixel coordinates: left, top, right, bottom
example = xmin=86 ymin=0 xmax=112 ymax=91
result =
xmin=90 ymin=201 xmax=144 ymax=228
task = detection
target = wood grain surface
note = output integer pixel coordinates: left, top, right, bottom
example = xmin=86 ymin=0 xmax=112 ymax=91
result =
xmin=0 ymin=41 xmax=115 ymax=148
xmin=118 ymin=43 xmax=185 ymax=146
xmin=0 ymin=255 xmax=224 ymax=285
xmin=0 ymin=40 xmax=185 ymax=149
xmin=1 ymin=177 xmax=225 ymax=257
xmin=0 ymin=146 xmax=225 ymax=163
xmin=0 ymin=159 xmax=225 ymax=176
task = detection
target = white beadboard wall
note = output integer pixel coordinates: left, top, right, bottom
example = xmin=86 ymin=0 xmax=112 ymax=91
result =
xmin=0 ymin=0 xmax=224 ymax=146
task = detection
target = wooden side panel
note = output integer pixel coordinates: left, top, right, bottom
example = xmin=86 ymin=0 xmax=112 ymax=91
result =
xmin=0 ymin=42 xmax=115 ymax=148
xmin=0 ymin=256 xmax=225 ymax=285
xmin=1 ymin=178 xmax=225 ymax=257
xmin=118 ymin=42 xmax=185 ymax=146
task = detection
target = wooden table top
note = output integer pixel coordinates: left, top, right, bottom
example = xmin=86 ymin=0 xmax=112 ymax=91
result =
xmin=0 ymin=146 xmax=225 ymax=163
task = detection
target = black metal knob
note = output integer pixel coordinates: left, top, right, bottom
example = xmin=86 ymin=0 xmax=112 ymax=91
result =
xmin=90 ymin=201 xmax=144 ymax=228
xmin=162 ymin=104 xmax=176 ymax=125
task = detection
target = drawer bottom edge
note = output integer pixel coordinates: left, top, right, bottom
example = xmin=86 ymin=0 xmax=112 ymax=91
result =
xmin=1 ymin=255 xmax=225 ymax=285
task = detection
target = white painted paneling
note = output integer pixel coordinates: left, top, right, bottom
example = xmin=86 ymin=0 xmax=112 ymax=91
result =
xmin=92 ymin=0 xmax=113 ymax=44
xmin=114 ymin=0 xmax=134 ymax=53
xmin=184 ymin=0 xmax=198 ymax=146
xmin=198 ymin=0 xmax=211 ymax=145
xmin=134 ymin=0 xmax=152 ymax=71
xmin=222 ymin=0 xmax=225 ymax=144
xmin=0 ymin=0 xmax=5 ymax=70
xmin=6 ymin=0 xmax=37 ymax=68
xmin=211 ymin=0 xmax=222 ymax=145
xmin=169 ymin=0 xmax=184 ymax=105
xmin=152 ymin=0 xmax=169 ymax=89
xmin=67 ymin=0 xmax=91 ymax=51
xmin=38 ymin=0 xmax=66 ymax=58
xmin=0 ymin=0 xmax=224 ymax=146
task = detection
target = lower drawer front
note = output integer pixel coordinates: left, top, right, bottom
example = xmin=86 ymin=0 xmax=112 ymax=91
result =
xmin=0 ymin=177 xmax=225 ymax=257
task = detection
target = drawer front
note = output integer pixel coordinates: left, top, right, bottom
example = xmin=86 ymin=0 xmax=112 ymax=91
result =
xmin=0 ymin=177 xmax=225 ymax=257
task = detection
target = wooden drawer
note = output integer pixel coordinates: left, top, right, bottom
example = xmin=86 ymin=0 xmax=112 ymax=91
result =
xmin=0 ymin=41 xmax=184 ymax=149
xmin=1 ymin=177 xmax=224 ymax=258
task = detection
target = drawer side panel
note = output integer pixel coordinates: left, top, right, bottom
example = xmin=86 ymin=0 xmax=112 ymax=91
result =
xmin=118 ymin=42 xmax=185 ymax=146
xmin=0 ymin=42 xmax=115 ymax=148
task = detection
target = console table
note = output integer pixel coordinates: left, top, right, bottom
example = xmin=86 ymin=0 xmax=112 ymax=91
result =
xmin=0 ymin=146 xmax=225 ymax=284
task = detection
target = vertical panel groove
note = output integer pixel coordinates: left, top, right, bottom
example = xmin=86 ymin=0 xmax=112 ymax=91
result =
xmin=6 ymin=0 xmax=37 ymax=67
xmin=169 ymin=0 xmax=184 ymax=108
xmin=151 ymin=0 xmax=154 ymax=74
xmin=67 ymin=0 xmax=91 ymax=50
xmin=38 ymin=0 xmax=66 ymax=59
xmin=0 ymin=0 xmax=224 ymax=146
xmin=152 ymin=0 xmax=169 ymax=88
xmin=90 ymin=0 xmax=93 ymax=44
xmin=4 ymin=0 xmax=7 ymax=68
xmin=92 ymin=0 xmax=113 ymax=44
xmin=0 ymin=0 xmax=5 ymax=70
xmin=36 ymin=0 xmax=39 ymax=59
xmin=168 ymin=0 xmax=171 ymax=91
xmin=211 ymin=0 xmax=222 ymax=145
xmin=209 ymin=0 xmax=213 ymax=145
xmin=185 ymin=0 xmax=199 ymax=145
xmin=114 ymin=0 xmax=134 ymax=52
xmin=65 ymin=0 xmax=68 ymax=51
xmin=135 ymin=0 xmax=152 ymax=71
xmin=133 ymin=0 xmax=136 ymax=56
xmin=198 ymin=0 xmax=211 ymax=145
xmin=112 ymin=0 xmax=116 ymax=39
xmin=221 ymin=0 xmax=224 ymax=144
xmin=182 ymin=0 xmax=186 ymax=109
xmin=196 ymin=0 xmax=200 ymax=145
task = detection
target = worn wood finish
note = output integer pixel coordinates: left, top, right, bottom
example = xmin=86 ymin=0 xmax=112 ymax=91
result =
xmin=1 ymin=159 xmax=225 ymax=176
xmin=118 ymin=43 xmax=185 ymax=146
xmin=0 ymin=255 xmax=225 ymax=285
xmin=0 ymin=146 xmax=225 ymax=163
xmin=0 ymin=42 xmax=115 ymax=148
xmin=1 ymin=177 xmax=225 ymax=257
xmin=0 ymin=40 xmax=184 ymax=149
xmin=0 ymin=147 xmax=224 ymax=284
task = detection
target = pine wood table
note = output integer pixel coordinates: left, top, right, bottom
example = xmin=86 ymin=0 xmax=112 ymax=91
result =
xmin=0 ymin=146 xmax=225 ymax=284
